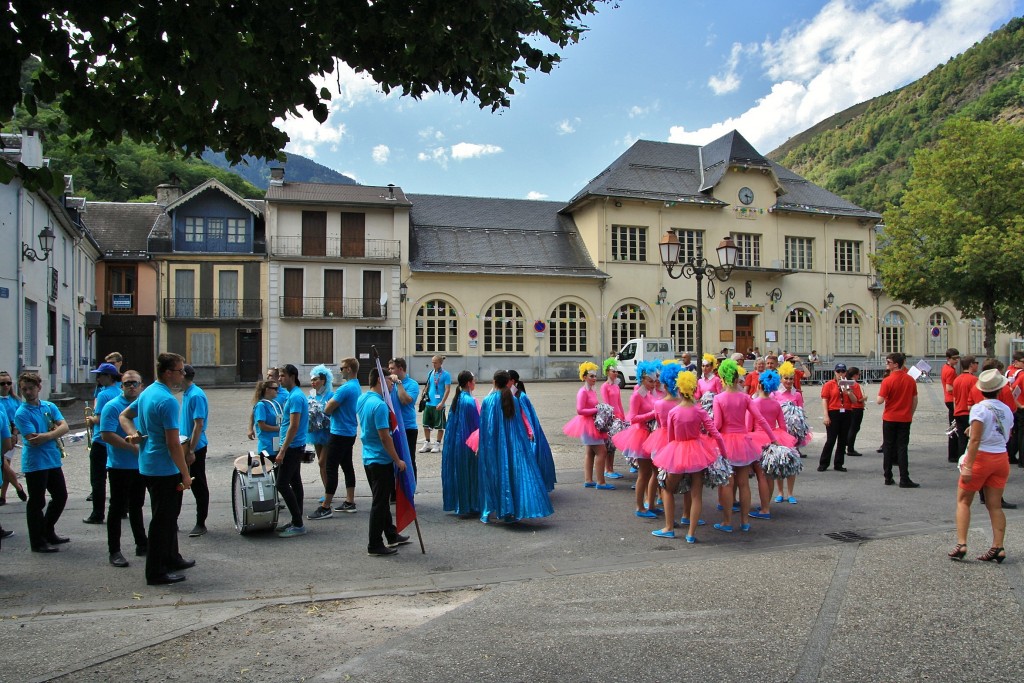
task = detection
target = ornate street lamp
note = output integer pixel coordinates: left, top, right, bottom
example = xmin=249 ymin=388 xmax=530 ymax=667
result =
xmin=22 ymin=226 xmax=56 ymax=262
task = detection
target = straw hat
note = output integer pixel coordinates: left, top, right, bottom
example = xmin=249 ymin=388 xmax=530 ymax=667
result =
xmin=976 ymin=368 xmax=1008 ymax=393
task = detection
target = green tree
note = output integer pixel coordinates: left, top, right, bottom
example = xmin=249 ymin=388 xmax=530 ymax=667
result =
xmin=2 ymin=1 xmax=605 ymax=189
xmin=874 ymin=119 xmax=1024 ymax=357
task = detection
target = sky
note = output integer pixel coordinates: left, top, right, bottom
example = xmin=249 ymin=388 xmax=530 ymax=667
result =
xmin=277 ymin=0 xmax=1023 ymax=202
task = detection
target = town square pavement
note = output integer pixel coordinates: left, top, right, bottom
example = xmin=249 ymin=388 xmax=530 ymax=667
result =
xmin=1 ymin=377 xmax=1022 ymax=682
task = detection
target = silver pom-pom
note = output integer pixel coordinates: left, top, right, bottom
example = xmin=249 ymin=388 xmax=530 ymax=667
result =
xmin=657 ymin=468 xmax=692 ymax=494
xmin=703 ymin=455 xmax=734 ymax=488
xmin=760 ymin=443 xmax=803 ymax=479
xmin=594 ymin=402 xmax=615 ymax=432
xmin=700 ymin=392 xmax=715 ymax=418
xmin=782 ymin=402 xmax=811 ymax=443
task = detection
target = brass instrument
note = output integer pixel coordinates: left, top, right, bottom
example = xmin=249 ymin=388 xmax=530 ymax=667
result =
xmin=45 ymin=407 xmax=68 ymax=459
xmin=84 ymin=400 xmax=94 ymax=448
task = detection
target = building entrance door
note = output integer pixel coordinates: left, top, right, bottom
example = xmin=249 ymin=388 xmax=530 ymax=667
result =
xmin=238 ymin=330 xmax=262 ymax=383
xmin=354 ymin=329 xmax=393 ymax=386
xmin=736 ymin=314 xmax=755 ymax=356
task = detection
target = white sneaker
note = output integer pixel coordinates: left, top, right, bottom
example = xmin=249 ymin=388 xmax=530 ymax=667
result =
xmin=418 ymin=443 xmax=431 ymax=453
xmin=430 ymin=442 xmax=441 ymax=452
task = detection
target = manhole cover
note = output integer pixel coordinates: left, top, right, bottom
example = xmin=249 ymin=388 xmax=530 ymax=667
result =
xmin=825 ymin=530 xmax=869 ymax=543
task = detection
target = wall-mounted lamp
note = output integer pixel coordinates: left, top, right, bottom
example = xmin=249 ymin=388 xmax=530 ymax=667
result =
xmin=399 ymin=281 xmax=408 ymax=303
xmin=824 ymin=291 xmax=835 ymax=308
xmin=614 ymin=201 xmax=623 ymax=208
xmin=657 ymin=286 xmax=667 ymax=305
xmin=767 ymin=287 xmax=782 ymax=312
xmin=22 ymin=226 xmax=56 ymax=262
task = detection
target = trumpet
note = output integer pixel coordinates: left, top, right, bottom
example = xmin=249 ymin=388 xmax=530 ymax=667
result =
xmin=45 ymin=407 xmax=69 ymax=459
xmin=84 ymin=400 xmax=94 ymax=448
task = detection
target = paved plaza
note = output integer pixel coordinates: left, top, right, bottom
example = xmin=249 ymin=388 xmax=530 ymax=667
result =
xmin=1 ymin=378 xmax=1022 ymax=682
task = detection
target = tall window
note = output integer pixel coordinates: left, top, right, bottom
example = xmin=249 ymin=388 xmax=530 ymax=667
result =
xmin=484 ymin=301 xmax=525 ymax=353
xmin=968 ymin=319 xmax=984 ymax=355
xmin=835 ymin=240 xmax=862 ymax=273
xmin=304 ymin=329 xmax=334 ymax=364
xmin=611 ymin=304 xmax=647 ymax=352
xmin=784 ymin=308 xmax=814 ymax=354
xmin=926 ymin=312 xmax=950 ymax=357
xmin=184 ymin=217 xmax=204 ymax=243
xmin=731 ymin=232 xmax=761 ymax=267
xmin=189 ymin=330 xmax=217 ymax=365
xmin=227 ymin=218 xmax=246 ymax=243
xmin=784 ymin=237 xmax=813 ymax=270
xmin=611 ymin=225 xmax=647 ymax=262
xmin=670 ymin=305 xmax=697 ymax=355
xmin=301 ymin=210 xmax=327 ymax=256
xmin=549 ymin=302 xmax=587 ymax=353
xmin=416 ymin=299 xmax=459 ymax=354
xmin=24 ymin=299 xmax=38 ymax=366
xmin=834 ymin=310 xmax=861 ymax=355
xmin=207 ymin=218 xmax=225 ymax=242
xmin=881 ymin=311 xmax=906 ymax=354
xmin=672 ymin=229 xmax=704 ymax=262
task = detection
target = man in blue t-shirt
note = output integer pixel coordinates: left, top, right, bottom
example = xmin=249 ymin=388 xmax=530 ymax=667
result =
xmin=180 ymin=365 xmax=210 ymax=537
xmin=100 ymin=370 xmax=148 ymax=567
xmin=420 ymin=355 xmax=452 ymax=453
xmin=14 ymin=372 xmax=70 ymax=553
xmin=0 ymin=370 xmax=27 ymax=505
xmin=313 ymin=357 xmax=361 ymax=519
xmin=276 ymin=364 xmax=309 ymax=536
xmin=389 ymin=357 xmax=420 ymax=480
xmin=120 ymin=352 xmax=193 ymax=585
xmin=357 ymin=368 xmax=408 ymax=556
xmin=84 ymin=362 xmax=122 ymax=524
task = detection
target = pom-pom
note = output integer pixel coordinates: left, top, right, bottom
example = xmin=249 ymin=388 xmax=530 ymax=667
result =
xmin=782 ymin=402 xmax=812 ymax=444
xmin=778 ymin=361 xmax=795 ymax=378
xmin=676 ymin=370 xmax=698 ymax=398
xmin=602 ymin=357 xmax=618 ymax=374
xmin=718 ymin=358 xmax=739 ymax=385
xmin=578 ymin=361 xmax=599 ymax=381
xmin=760 ymin=443 xmax=804 ymax=479
xmin=307 ymin=396 xmax=330 ymax=431
xmin=703 ymin=455 xmax=734 ymax=488
xmin=656 ymin=469 xmax=691 ymax=493
xmin=637 ymin=360 xmax=660 ymax=382
xmin=699 ymin=391 xmax=715 ymax=418
xmin=660 ymin=362 xmax=683 ymax=397
xmin=594 ymin=402 xmax=616 ymax=432
xmin=759 ymin=369 xmax=781 ymax=394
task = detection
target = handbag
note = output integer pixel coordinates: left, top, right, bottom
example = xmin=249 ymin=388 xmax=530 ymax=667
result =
xmin=418 ymin=371 xmax=431 ymax=412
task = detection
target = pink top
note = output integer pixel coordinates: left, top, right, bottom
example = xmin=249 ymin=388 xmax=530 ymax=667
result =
xmin=600 ymin=381 xmax=625 ymax=420
xmin=668 ymin=403 xmax=727 ymax=454
xmin=652 ymin=396 xmax=676 ymax=429
xmin=749 ymin=396 xmax=786 ymax=431
xmin=771 ymin=388 xmax=804 ymax=407
xmin=714 ymin=390 xmax=775 ymax=438
xmin=626 ymin=389 xmax=657 ymax=424
xmin=696 ymin=374 xmax=723 ymax=399
xmin=576 ymin=386 xmax=598 ymax=416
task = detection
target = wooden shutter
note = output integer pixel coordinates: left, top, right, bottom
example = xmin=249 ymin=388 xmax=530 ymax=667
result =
xmin=341 ymin=212 xmax=365 ymax=257
xmin=304 ymin=329 xmax=333 ymax=364
xmin=362 ymin=270 xmax=381 ymax=317
xmin=301 ymin=211 xmax=327 ymax=256
xmin=283 ymin=268 xmax=304 ymax=317
xmin=324 ymin=269 xmax=344 ymax=317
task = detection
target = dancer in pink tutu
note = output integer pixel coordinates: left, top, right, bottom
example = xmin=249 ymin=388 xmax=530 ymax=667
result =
xmin=563 ymin=362 xmax=614 ymax=490
xmin=599 ymin=357 xmax=625 ymax=479
xmin=771 ymin=361 xmax=812 ymax=504
xmin=696 ymin=353 xmax=723 ymax=399
xmin=613 ymin=361 xmax=661 ymax=513
xmin=652 ymin=370 xmax=726 ymax=543
xmin=640 ymin=362 xmax=684 ymax=517
xmin=747 ymin=369 xmax=797 ymax=520
xmin=712 ymin=359 xmax=777 ymax=533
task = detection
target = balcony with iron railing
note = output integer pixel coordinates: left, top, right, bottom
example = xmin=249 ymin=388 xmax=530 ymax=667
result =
xmin=163 ymin=298 xmax=263 ymax=320
xmin=278 ymin=297 xmax=387 ymax=320
xmin=271 ymin=236 xmax=401 ymax=261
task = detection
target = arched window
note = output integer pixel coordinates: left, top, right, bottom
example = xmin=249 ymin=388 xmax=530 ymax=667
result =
xmin=415 ymin=299 xmax=459 ymax=354
xmin=881 ymin=311 xmax=906 ymax=355
xmin=784 ymin=308 xmax=813 ymax=354
xmin=968 ymin=319 xmax=985 ymax=355
xmin=549 ymin=302 xmax=587 ymax=353
xmin=834 ymin=309 xmax=861 ymax=355
xmin=670 ymin=305 xmax=697 ymax=356
xmin=611 ymin=304 xmax=647 ymax=352
xmin=927 ymin=312 xmax=949 ymax=357
xmin=484 ymin=301 xmax=525 ymax=353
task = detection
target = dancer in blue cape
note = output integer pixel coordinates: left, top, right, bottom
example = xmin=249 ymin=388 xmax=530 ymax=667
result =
xmin=441 ymin=371 xmax=481 ymax=515
xmin=477 ymin=371 xmax=553 ymax=524
xmin=508 ymin=370 xmax=556 ymax=492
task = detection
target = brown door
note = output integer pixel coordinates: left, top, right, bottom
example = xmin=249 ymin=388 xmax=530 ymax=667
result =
xmin=283 ymin=268 xmax=304 ymax=317
xmin=736 ymin=314 xmax=755 ymax=356
xmin=341 ymin=212 xmax=365 ymax=257
xmin=301 ymin=211 xmax=327 ymax=256
xmin=362 ymin=270 xmax=381 ymax=317
xmin=324 ymin=269 xmax=344 ymax=317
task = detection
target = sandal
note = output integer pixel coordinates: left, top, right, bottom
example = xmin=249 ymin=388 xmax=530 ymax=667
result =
xmin=948 ymin=543 xmax=966 ymax=560
xmin=977 ymin=546 xmax=1006 ymax=563
xmin=17 ymin=488 xmax=27 ymax=502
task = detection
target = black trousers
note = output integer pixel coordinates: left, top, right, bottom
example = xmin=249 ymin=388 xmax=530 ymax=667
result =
xmin=278 ymin=446 xmax=305 ymax=527
xmin=955 ymin=415 xmax=971 ymax=458
xmin=144 ymin=473 xmax=183 ymax=581
xmin=405 ymin=429 xmax=419 ymax=481
xmin=188 ymin=446 xmax=209 ymax=526
xmin=819 ymin=410 xmax=851 ymax=469
xmin=1009 ymin=410 xmax=1024 ymax=463
xmin=846 ymin=409 xmax=864 ymax=454
xmin=946 ymin=401 xmax=959 ymax=462
xmin=325 ymin=435 xmax=356 ymax=495
xmin=25 ymin=467 xmax=68 ymax=549
xmin=88 ymin=440 xmax=107 ymax=518
xmin=882 ymin=420 xmax=912 ymax=483
xmin=364 ymin=462 xmax=397 ymax=551
xmin=107 ymin=468 xmax=147 ymax=554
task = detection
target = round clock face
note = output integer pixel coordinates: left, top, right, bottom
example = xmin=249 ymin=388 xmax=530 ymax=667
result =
xmin=738 ymin=187 xmax=754 ymax=205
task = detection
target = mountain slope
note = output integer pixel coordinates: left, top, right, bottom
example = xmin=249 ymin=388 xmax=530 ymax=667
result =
xmin=201 ymin=151 xmax=357 ymax=188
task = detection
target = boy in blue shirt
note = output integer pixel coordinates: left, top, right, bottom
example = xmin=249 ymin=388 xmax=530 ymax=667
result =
xmin=313 ymin=358 xmax=360 ymax=519
xmin=180 ymin=365 xmax=210 ymax=537
xmin=100 ymin=370 xmax=148 ymax=567
xmin=389 ymin=357 xmax=420 ymax=480
xmin=276 ymin=364 xmax=309 ymax=537
xmin=84 ymin=362 xmax=122 ymax=524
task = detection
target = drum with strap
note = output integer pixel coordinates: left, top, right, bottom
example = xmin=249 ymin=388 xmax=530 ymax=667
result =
xmin=232 ymin=451 xmax=279 ymax=534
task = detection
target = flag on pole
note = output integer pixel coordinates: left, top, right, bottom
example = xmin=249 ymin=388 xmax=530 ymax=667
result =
xmin=372 ymin=352 xmax=417 ymax=532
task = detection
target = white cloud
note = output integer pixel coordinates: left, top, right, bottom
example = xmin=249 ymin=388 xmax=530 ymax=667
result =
xmin=618 ymin=132 xmax=642 ymax=148
xmin=708 ymin=42 xmax=754 ymax=95
xmin=526 ymin=191 xmax=548 ymax=200
xmin=450 ymin=142 xmax=503 ymax=160
xmin=418 ymin=127 xmax=445 ymax=141
xmin=557 ymin=118 xmax=580 ymax=135
xmin=417 ymin=146 xmax=449 ymax=169
xmin=341 ymin=170 xmax=361 ymax=183
xmin=371 ymin=144 xmax=390 ymax=164
xmin=669 ymin=0 xmax=1012 ymax=151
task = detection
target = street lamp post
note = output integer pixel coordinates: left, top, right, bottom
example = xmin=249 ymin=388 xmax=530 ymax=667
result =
xmin=658 ymin=231 xmax=738 ymax=362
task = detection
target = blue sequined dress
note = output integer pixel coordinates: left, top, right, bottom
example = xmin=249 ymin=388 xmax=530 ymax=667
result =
xmin=517 ymin=392 xmax=556 ymax=492
xmin=477 ymin=392 xmax=554 ymax=523
xmin=441 ymin=390 xmax=481 ymax=514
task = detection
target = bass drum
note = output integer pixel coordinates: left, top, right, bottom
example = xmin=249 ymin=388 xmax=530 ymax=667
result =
xmin=231 ymin=460 xmax=279 ymax=534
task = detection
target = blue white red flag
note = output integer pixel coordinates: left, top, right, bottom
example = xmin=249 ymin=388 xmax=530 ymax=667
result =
xmin=373 ymin=354 xmax=417 ymax=532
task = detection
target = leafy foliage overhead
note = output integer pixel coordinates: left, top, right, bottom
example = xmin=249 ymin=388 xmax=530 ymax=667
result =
xmin=3 ymin=1 xmax=603 ymax=173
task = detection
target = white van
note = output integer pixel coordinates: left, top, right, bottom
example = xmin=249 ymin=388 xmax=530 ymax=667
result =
xmin=615 ymin=337 xmax=676 ymax=386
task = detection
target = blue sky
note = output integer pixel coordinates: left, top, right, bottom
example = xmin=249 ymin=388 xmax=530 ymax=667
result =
xmin=278 ymin=0 xmax=1022 ymax=201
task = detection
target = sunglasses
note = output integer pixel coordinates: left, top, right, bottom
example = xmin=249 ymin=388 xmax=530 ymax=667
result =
xmin=0 ymin=381 xmax=11 ymax=386
xmin=121 ymin=381 xmax=141 ymax=387
xmin=266 ymin=385 xmax=279 ymax=390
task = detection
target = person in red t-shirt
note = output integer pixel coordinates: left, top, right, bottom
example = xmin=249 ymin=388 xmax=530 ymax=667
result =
xmin=845 ymin=366 xmax=866 ymax=457
xmin=1007 ymin=351 xmax=1024 ymax=466
xmin=952 ymin=356 xmax=979 ymax=458
xmin=743 ymin=357 xmax=765 ymax=397
xmin=941 ymin=348 xmax=960 ymax=463
xmin=876 ymin=352 xmax=919 ymax=487
xmin=818 ymin=363 xmax=857 ymax=472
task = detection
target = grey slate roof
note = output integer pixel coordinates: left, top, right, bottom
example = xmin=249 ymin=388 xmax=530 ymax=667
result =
xmin=565 ymin=130 xmax=881 ymax=220
xmin=408 ymin=194 xmax=607 ymax=278
xmin=81 ymin=202 xmax=163 ymax=257
xmin=266 ymin=182 xmax=412 ymax=207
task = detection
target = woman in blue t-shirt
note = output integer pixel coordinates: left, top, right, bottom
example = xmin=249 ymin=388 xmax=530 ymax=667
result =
xmin=251 ymin=379 xmax=283 ymax=460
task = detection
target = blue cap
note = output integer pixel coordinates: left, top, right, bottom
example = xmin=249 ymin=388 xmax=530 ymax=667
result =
xmin=834 ymin=363 xmax=847 ymax=372
xmin=90 ymin=362 xmax=121 ymax=379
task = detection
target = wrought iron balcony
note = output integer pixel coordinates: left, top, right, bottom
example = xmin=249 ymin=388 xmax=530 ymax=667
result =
xmin=270 ymin=236 xmax=400 ymax=261
xmin=278 ymin=297 xmax=387 ymax=319
xmin=163 ymin=298 xmax=263 ymax=320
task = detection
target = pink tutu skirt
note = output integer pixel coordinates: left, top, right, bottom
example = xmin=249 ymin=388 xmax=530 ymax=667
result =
xmin=612 ymin=423 xmax=653 ymax=459
xmin=796 ymin=428 xmax=813 ymax=448
xmin=563 ymin=415 xmax=602 ymax=442
xmin=642 ymin=427 xmax=669 ymax=457
xmin=720 ymin=431 xmax=761 ymax=467
xmin=749 ymin=428 xmax=798 ymax=450
xmin=465 ymin=429 xmax=479 ymax=453
xmin=653 ymin=437 xmax=717 ymax=474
